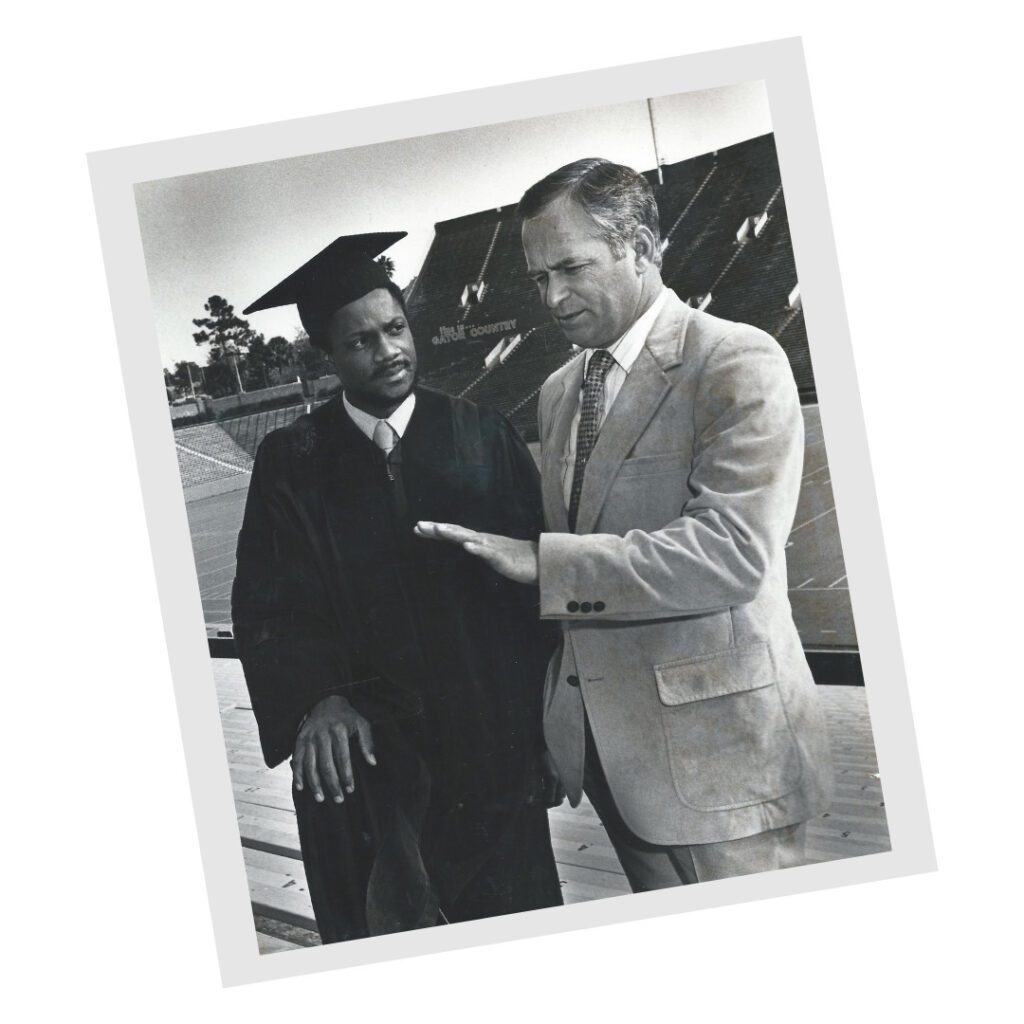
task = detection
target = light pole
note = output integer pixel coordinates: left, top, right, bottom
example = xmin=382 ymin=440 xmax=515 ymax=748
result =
xmin=226 ymin=347 xmax=244 ymax=394
xmin=647 ymin=98 xmax=664 ymax=185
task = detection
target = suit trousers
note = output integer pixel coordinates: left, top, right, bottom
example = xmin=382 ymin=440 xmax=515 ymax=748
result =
xmin=582 ymin=714 xmax=808 ymax=890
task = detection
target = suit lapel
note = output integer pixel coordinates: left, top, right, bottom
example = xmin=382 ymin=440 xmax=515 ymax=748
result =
xmin=541 ymin=358 xmax=584 ymax=533
xmin=574 ymin=292 xmax=691 ymax=535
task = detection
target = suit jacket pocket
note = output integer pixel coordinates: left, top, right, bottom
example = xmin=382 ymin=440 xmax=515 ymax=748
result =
xmin=654 ymin=641 xmax=802 ymax=811
xmin=612 ymin=451 xmax=687 ymax=480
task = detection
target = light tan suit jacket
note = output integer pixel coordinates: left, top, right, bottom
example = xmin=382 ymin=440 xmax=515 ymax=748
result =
xmin=537 ymin=289 xmax=832 ymax=846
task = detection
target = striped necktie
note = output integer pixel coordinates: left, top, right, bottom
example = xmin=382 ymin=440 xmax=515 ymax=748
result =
xmin=568 ymin=349 xmax=615 ymax=532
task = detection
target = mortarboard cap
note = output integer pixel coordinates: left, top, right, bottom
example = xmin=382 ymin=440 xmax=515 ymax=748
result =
xmin=243 ymin=231 xmax=407 ymax=337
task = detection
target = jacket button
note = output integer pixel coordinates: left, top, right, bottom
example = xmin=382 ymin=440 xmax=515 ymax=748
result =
xmin=566 ymin=675 xmax=580 ymax=687
xmin=594 ymin=601 xmax=606 ymax=612
xmin=567 ymin=601 xmax=580 ymax=613
xmin=580 ymin=601 xmax=592 ymax=613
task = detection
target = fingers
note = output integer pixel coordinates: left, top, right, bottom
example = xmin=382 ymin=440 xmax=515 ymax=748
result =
xmin=414 ymin=521 xmax=481 ymax=545
xmin=303 ymin=741 xmax=324 ymax=803
xmin=294 ymin=707 xmax=377 ymax=806
xmin=413 ymin=521 xmax=492 ymax=562
xmin=317 ymin=734 xmax=345 ymax=803
xmin=332 ymin=729 xmax=356 ymax=796
xmin=355 ymin=719 xmax=377 ymax=766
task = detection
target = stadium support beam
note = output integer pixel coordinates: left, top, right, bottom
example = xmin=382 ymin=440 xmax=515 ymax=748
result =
xmin=647 ymin=99 xmax=663 ymax=185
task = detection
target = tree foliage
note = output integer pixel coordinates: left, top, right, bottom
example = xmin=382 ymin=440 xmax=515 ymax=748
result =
xmin=191 ymin=295 xmax=264 ymax=395
xmin=292 ymin=328 xmax=332 ymax=379
xmin=244 ymin=334 xmax=298 ymax=389
xmin=267 ymin=335 xmax=294 ymax=368
xmin=192 ymin=295 xmax=261 ymax=360
xmin=166 ymin=360 xmax=204 ymax=396
xmin=183 ymin=294 xmax=346 ymax=398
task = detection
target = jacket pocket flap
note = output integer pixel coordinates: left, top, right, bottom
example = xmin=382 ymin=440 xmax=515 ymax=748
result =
xmin=655 ymin=641 xmax=772 ymax=706
xmin=612 ymin=451 xmax=687 ymax=479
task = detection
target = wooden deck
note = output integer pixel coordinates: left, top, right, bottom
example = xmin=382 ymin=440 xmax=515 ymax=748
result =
xmin=212 ymin=660 xmax=890 ymax=954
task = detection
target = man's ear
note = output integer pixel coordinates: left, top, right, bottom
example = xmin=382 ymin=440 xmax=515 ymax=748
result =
xmin=631 ymin=225 xmax=659 ymax=271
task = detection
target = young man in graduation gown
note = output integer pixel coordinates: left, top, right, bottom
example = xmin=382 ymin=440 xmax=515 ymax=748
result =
xmin=231 ymin=233 xmax=563 ymax=943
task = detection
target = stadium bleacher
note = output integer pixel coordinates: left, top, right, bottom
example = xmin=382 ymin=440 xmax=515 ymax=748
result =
xmin=177 ymin=130 xmax=852 ymax=655
xmin=409 ymin=133 xmax=818 ymax=438
xmin=174 ymin=422 xmax=253 ymax=489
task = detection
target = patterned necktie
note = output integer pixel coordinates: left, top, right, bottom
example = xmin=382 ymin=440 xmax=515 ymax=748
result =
xmin=568 ymin=349 xmax=615 ymax=532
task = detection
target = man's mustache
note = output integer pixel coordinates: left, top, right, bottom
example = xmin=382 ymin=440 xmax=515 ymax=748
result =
xmin=373 ymin=359 xmax=412 ymax=379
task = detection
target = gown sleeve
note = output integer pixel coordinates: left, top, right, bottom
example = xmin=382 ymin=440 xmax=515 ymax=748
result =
xmin=490 ymin=412 xmax=559 ymax=758
xmin=491 ymin=412 xmax=544 ymax=541
xmin=231 ymin=431 xmax=365 ymax=768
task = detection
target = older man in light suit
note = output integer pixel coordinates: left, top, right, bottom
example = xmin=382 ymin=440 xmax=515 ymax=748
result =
xmin=418 ymin=158 xmax=832 ymax=890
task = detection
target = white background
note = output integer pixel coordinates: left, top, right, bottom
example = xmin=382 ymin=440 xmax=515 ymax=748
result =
xmin=6 ymin=2 xmax=1018 ymax=1019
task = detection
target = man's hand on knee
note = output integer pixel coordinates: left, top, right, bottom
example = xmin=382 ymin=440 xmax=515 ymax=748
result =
xmin=291 ymin=694 xmax=376 ymax=804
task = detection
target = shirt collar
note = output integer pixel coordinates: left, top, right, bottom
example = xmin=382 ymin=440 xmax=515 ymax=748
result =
xmin=343 ymin=390 xmax=417 ymax=442
xmin=584 ymin=286 xmax=668 ymax=375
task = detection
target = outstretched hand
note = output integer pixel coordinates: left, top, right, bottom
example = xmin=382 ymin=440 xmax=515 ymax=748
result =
xmin=415 ymin=521 xmax=539 ymax=584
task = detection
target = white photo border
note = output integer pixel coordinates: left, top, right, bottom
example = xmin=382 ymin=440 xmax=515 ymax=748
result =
xmin=88 ymin=37 xmax=935 ymax=987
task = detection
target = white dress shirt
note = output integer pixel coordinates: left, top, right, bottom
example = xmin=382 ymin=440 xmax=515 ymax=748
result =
xmin=561 ymin=288 xmax=668 ymax=507
xmin=343 ymin=391 xmax=417 ymax=451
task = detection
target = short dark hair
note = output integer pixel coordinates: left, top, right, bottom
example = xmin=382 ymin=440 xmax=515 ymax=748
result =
xmin=307 ymin=280 xmax=409 ymax=353
xmin=517 ymin=158 xmax=662 ymax=267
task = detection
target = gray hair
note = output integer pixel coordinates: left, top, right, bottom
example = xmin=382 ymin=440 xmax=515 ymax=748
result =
xmin=517 ymin=158 xmax=663 ymax=267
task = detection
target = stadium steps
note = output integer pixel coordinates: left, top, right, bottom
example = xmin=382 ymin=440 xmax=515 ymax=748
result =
xmin=664 ymin=137 xmax=785 ymax=302
xmin=408 ymin=218 xmax=505 ymax=342
xmin=657 ymin=156 xmax=719 ymax=247
xmin=453 ymin=319 xmax=551 ymax=399
xmin=420 ymin=349 xmax=493 ymax=397
xmin=459 ymin=218 xmax=546 ymax=331
xmin=457 ymin=218 xmax=503 ymax=322
xmin=702 ymin=190 xmax=815 ymax=397
xmin=462 ymin=323 xmax=574 ymax=413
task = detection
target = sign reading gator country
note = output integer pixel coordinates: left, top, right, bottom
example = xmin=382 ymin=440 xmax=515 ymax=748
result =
xmin=430 ymin=318 xmax=517 ymax=346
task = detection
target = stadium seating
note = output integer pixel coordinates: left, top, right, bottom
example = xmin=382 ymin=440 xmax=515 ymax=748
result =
xmin=460 ymin=322 xmax=575 ymax=440
xmin=220 ymin=404 xmax=314 ymax=458
xmin=174 ymin=422 xmax=254 ymax=488
xmin=408 ymin=133 xmax=816 ymax=436
xmin=175 ymin=134 xmax=816 ymax=452
xmin=174 ymin=405 xmax=331 ymax=491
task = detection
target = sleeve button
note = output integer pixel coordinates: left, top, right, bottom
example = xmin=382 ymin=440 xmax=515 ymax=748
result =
xmin=580 ymin=601 xmax=592 ymax=613
xmin=567 ymin=601 xmax=580 ymax=613
xmin=594 ymin=601 xmax=606 ymax=612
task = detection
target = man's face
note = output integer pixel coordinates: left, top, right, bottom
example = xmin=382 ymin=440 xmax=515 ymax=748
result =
xmin=522 ymin=194 xmax=645 ymax=349
xmin=326 ymin=288 xmax=417 ymax=416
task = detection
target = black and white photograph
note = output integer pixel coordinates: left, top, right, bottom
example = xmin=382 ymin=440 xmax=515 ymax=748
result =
xmin=85 ymin=38 xmax=942 ymax=989
xmin=136 ymin=78 xmax=888 ymax=948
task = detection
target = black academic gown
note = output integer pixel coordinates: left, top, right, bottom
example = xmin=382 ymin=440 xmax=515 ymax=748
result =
xmin=231 ymin=387 xmax=562 ymax=941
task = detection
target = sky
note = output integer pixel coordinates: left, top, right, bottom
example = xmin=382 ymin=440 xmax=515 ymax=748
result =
xmin=134 ymin=81 xmax=772 ymax=369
